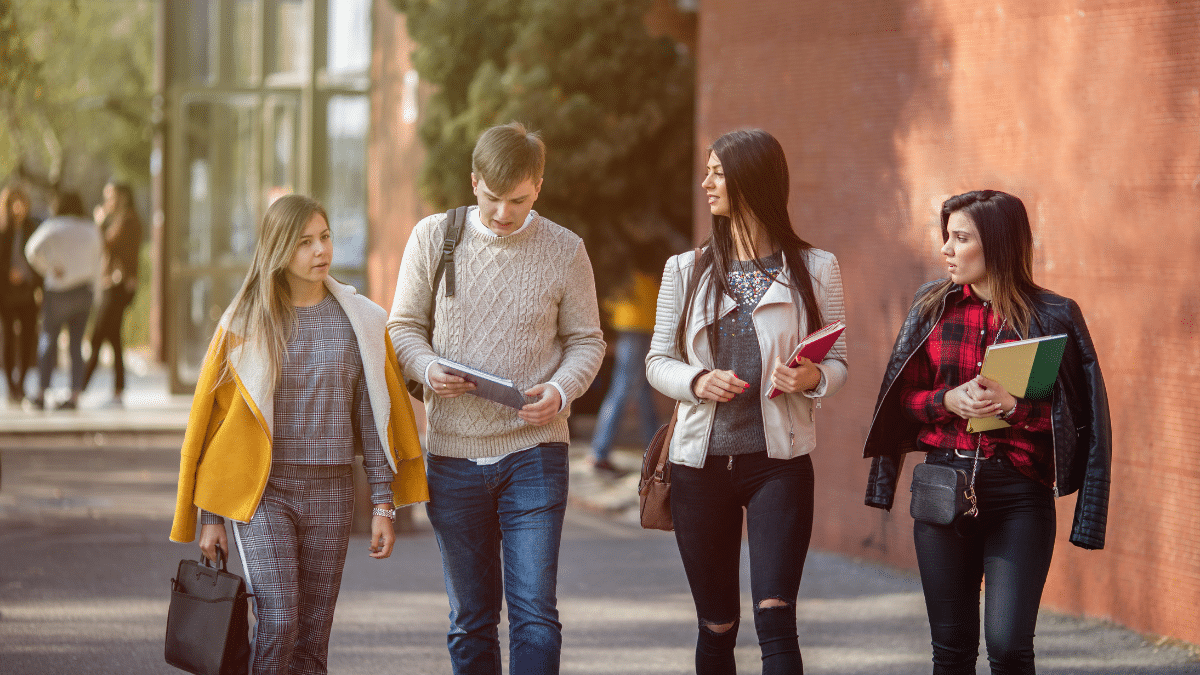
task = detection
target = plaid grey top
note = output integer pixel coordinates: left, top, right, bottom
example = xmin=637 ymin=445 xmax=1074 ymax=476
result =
xmin=201 ymin=294 xmax=392 ymax=525
xmin=707 ymin=252 xmax=782 ymax=456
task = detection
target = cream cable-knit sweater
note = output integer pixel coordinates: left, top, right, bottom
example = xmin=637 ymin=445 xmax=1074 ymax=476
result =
xmin=387 ymin=208 xmax=605 ymax=458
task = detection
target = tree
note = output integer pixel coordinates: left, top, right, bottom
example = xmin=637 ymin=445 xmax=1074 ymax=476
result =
xmin=391 ymin=0 xmax=695 ymax=297
xmin=0 ymin=0 xmax=154 ymax=195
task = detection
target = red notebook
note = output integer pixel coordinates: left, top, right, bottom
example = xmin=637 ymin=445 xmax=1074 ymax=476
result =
xmin=766 ymin=320 xmax=846 ymax=399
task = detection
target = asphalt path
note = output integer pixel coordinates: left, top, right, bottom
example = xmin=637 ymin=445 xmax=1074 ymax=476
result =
xmin=1 ymin=445 xmax=1197 ymax=674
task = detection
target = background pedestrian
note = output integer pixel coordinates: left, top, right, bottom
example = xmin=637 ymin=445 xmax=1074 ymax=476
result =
xmin=0 ymin=184 xmax=41 ymax=405
xmin=82 ymin=180 xmax=142 ymax=407
xmin=24 ymin=192 xmax=101 ymax=410
xmin=586 ymin=240 xmax=666 ymax=474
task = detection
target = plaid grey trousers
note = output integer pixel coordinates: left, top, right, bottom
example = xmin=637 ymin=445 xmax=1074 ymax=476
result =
xmin=234 ymin=464 xmax=354 ymax=675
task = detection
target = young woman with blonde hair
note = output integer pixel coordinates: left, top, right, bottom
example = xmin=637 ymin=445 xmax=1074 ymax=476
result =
xmin=171 ymin=194 xmax=428 ymax=674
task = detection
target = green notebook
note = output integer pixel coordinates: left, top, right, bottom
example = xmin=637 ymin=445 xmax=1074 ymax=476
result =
xmin=967 ymin=333 xmax=1067 ymax=433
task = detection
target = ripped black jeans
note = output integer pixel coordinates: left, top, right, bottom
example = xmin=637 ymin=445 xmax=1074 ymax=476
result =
xmin=671 ymin=451 xmax=814 ymax=675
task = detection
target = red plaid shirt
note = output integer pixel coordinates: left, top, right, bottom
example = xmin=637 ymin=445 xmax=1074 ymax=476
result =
xmin=898 ymin=285 xmax=1054 ymax=486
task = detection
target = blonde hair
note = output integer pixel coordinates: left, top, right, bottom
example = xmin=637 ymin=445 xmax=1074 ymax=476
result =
xmin=217 ymin=194 xmax=329 ymax=387
xmin=471 ymin=122 xmax=545 ymax=195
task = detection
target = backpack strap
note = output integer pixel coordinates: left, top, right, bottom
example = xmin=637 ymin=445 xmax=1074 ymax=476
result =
xmin=431 ymin=206 xmax=468 ymax=299
xmin=404 ymin=206 xmax=469 ymax=399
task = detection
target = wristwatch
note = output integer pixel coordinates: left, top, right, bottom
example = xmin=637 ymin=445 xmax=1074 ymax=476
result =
xmin=1000 ymin=401 xmax=1019 ymax=420
xmin=372 ymin=507 xmax=396 ymax=522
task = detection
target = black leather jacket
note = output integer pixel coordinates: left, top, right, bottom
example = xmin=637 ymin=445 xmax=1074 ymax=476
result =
xmin=863 ymin=281 xmax=1111 ymax=550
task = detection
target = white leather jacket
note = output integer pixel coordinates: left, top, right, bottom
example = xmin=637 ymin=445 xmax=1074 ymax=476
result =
xmin=645 ymin=248 xmax=848 ymax=468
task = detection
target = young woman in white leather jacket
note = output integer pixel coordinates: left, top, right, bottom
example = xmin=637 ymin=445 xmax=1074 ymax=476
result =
xmin=645 ymin=128 xmax=847 ymax=674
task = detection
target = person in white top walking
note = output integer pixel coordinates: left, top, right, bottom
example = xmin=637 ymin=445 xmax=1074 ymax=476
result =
xmin=24 ymin=192 xmax=101 ymax=410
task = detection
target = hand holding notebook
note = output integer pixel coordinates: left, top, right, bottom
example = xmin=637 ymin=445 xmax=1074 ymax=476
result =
xmin=766 ymin=320 xmax=846 ymax=399
xmin=435 ymin=358 xmax=533 ymax=409
xmin=966 ymin=333 xmax=1067 ymax=433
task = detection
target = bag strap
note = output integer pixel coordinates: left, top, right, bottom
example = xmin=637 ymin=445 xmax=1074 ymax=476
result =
xmin=654 ymin=404 xmax=680 ymax=480
xmin=963 ymin=317 xmax=1009 ymax=518
xmin=656 ymin=248 xmax=701 ymax=481
xmin=432 ymin=206 xmax=468 ymax=300
xmin=405 ymin=207 xmax=467 ymax=398
xmin=201 ymin=547 xmax=229 ymax=572
xmin=424 ymin=205 xmax=469 ymax=336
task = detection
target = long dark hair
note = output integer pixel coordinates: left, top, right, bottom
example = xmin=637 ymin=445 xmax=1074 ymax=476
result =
xmin=673 ymin=129 xmax=822 ymax=357
xmin=915 ymin=189 xmax=1045 ymax=337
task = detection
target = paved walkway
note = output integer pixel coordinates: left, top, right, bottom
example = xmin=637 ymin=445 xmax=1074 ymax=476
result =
xmin=2 ymin=354 xmax=1198 ymax=673
xmin=0 ymin=347 xmax=190 ymax=444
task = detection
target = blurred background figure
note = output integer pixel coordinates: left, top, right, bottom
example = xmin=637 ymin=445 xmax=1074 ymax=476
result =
xmin=587 ymin=239 xmax=667 ymax=474
xmin=82 ymin=181 xmax=142 ymax=407
xmin=0 ymin=184 xmax=42 ymax=405
xmin=24 ymin=192 xmax=102 ymax=410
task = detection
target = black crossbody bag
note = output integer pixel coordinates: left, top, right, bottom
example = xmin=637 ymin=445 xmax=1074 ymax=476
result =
xmin=910 ymin=442 xmax=981 ymax=526
xmin=909 ymin=319 xmax=1009 ymax=528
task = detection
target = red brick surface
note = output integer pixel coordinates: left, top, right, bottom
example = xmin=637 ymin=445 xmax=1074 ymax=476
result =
xmin=368 ymin=0 xmax=426 ymax=312
xmin=369 ymin=0 xmax=428 ymax=422
xmin=694 ymin=0 xmax=1200 ymax=645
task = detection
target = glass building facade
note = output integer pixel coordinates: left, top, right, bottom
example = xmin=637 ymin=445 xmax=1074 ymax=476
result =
xmin=160 ymin=0 xmax=372 ymax=389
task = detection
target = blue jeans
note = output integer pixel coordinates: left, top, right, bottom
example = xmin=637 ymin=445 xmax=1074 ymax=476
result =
xmin=589 ymin=331 xmax=659 ymax=461
xmin=425 ymin=443 xmax=569 ymax=675
xmin=37 ymin=284 xmax=92 ymax=394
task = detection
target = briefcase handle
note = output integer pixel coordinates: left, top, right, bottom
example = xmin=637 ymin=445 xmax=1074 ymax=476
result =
xmin=201 ymin=546 xmax=230 ymax=573
xmin=171 ymin=547 xmax=235 ymax=594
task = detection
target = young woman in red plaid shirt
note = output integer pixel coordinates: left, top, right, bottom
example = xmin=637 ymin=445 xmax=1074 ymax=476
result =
xmin=863 ymin=190 xmax=1111 ymax=675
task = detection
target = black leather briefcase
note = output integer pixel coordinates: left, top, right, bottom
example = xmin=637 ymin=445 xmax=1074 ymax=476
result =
xmin=164 ymin=550 xmax=252 ymax=675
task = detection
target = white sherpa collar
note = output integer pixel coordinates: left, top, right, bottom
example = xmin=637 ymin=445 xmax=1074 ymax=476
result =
xmin=218 ymin=277 xmax=397 ymax=471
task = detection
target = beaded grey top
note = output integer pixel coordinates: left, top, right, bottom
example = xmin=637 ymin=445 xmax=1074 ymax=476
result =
xmin=707 ymin=252 xmax=782 ymax=456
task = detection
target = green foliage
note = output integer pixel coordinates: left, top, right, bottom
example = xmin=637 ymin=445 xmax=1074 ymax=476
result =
xmin=0 ymin=0 xmax=154 ymax=190
xmin=392 ymin=0 xmax=694 ymax=297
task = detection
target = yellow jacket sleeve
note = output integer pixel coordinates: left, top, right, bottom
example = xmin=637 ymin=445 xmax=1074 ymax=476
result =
xmin=170 ymin=329 xmax=230 ymax=543
xmin=385 ymin=336 xmax=429 ymax=506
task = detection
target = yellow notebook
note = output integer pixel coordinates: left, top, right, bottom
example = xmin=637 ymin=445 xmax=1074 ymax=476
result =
xmin=967 ymin=334 xmax=1067 ymax=433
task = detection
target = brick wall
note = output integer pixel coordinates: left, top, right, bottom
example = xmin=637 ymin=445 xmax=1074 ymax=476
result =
xmin=695 ymin=0 xmax=1200 ymax=645
xmin=368 ymin=0 xmax=428 ymax=419
xmin=368 ymin=0 xmax=431 ymax=313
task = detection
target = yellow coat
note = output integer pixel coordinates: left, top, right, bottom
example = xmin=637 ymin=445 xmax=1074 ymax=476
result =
xmin=170 ymin=279 xmax=428 ymax=543
xmin=603 ymin=270 xmax=659 ymax=334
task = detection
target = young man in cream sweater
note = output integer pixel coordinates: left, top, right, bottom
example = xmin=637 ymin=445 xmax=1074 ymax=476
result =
xmin=388 ymin=122 xmax=604 ymax=674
